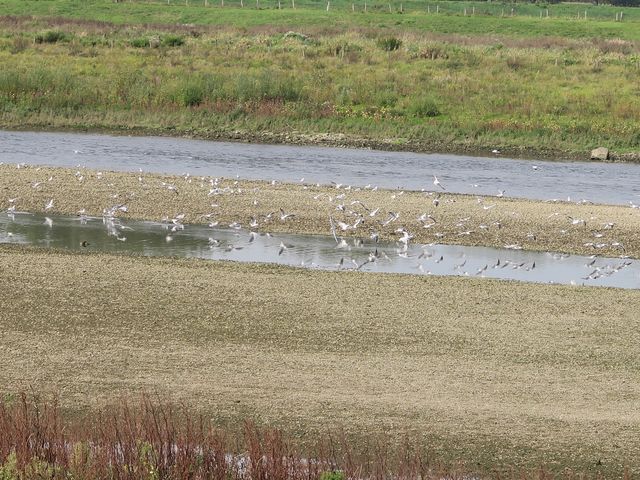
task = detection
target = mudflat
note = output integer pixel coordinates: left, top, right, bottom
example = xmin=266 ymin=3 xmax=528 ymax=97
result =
xmin=2 ymin=164 xmax=639 ymax=258
xmin=0 ymin=244 xmax=639 ymax=475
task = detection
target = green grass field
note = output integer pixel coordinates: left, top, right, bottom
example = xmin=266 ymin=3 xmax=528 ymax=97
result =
xmin=0 ymin=1 xmax=639 ymax=158
xmin=2 ymin=0 xmax=640 ymax=38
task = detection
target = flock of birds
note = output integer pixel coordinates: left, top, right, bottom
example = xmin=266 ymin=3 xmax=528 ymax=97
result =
xmin=1 ymin=160 xmax=637 ymax=286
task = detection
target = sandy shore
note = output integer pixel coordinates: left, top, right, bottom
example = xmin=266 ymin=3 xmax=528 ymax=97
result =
xmin=1 ymin=243 xmax=639 ymax=475
xmin=1 ymin=163 xmax=639 ymax=258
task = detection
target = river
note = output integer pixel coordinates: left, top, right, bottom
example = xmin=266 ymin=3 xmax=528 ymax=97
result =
xmin=1 ymin=130 xmax=639 ymax=205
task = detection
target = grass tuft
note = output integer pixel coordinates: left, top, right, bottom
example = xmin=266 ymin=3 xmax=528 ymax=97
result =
xmin=34 ymin=30 xmax=68 ymax=44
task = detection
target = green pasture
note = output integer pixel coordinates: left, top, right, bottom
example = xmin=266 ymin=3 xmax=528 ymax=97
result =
xmin=1 ymin=0 xmax=640 ymax=39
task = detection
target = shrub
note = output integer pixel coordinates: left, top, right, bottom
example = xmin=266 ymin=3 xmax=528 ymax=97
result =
xmin=377 ymin=36 xmax=402 ymax=52
xmin=162 ymin=34 xmax=184 ymax=47
xmin=409 ymin=97 xmax=441 ymax=118
xmin=283 ymin=31 xmax=309 ymax=42
xmin=34 ymin=30 xmax=67 ymax=44
xmin=182 ymin=84 xmax=204 ymax=107
xmin=130 ymin=37 xmax=150 ymax=48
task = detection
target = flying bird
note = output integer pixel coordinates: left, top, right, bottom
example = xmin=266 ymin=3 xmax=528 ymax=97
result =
xmin=279 ymin=208 xmax=295 ymax=221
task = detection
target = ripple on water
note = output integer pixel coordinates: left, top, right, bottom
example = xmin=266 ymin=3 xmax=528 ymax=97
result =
xmin=0 ymin=213 xmax=638 ymax=289
xmin=1 ymin=130 xmax=640 ymax=205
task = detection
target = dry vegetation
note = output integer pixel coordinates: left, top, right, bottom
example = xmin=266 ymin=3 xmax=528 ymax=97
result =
xmin=0 ymin=393 xmax=570 ymax=480
xmin=2 ymin=164 xmax=639 ymax=258
xmin=0 ymin=394 xmax=455 ymax=480
xmin=0 ymin=244 xmax=640 ymax=476
xmin=1 ymin=394 xmax=626 ymax=480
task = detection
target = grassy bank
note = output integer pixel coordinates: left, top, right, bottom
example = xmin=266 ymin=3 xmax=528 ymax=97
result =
xmin=1 ymin=244 xmax=639 ymax=476
xmin=2 ymin=164 xmax=639 ymax=258
xmin=0 ymin=12 xmax=639 ymax=159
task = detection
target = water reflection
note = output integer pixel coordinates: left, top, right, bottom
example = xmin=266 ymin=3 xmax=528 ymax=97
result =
xmin=1 ymin=213 xmax=638 ymax=289
xmin=2 ymin=130 xmax=639 ymax=205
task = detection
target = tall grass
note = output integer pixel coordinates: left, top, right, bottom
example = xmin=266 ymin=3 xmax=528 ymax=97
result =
xmin=0 ymin=17 xmax=639 ymax=156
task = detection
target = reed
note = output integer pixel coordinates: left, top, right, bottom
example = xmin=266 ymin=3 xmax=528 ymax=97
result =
xmin=0 ymin=393 xmax=457 ymax=480
xmin=0 ymin=393 xmax=625 ymax=479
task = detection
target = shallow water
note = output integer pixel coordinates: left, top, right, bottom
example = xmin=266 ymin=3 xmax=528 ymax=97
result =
xmin=1 ymin=213 xmax=637 ymax=289
xmin=2 ymin=130 xmax=639 ymax=205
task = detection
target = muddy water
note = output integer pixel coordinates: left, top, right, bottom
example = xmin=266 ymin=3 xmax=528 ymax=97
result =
xmin=1 ymin=213 xmax=637 ymax=289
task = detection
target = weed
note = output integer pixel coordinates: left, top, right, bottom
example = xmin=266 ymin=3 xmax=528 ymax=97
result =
xmin=10 ymin=36 xmax=29 ymax=54
xmin=162 ymin=34 xmax=185 ymax=47
xmin=34 ymin=30 xmax=67 ymax=44
xmin=418 ymin=44 xmax=449 ymax=60
xmin=283 ymin=31 xmax=309 ymax=43
xmin=181 ymin=83 xmax=204 ymax=107
xmin=377 ymin=36 xmax=402 ymax=51
xmin=130 ymin=37 xmax=150 ymax=48
xmin=409 ymin=97 xmax=441 ymax=117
